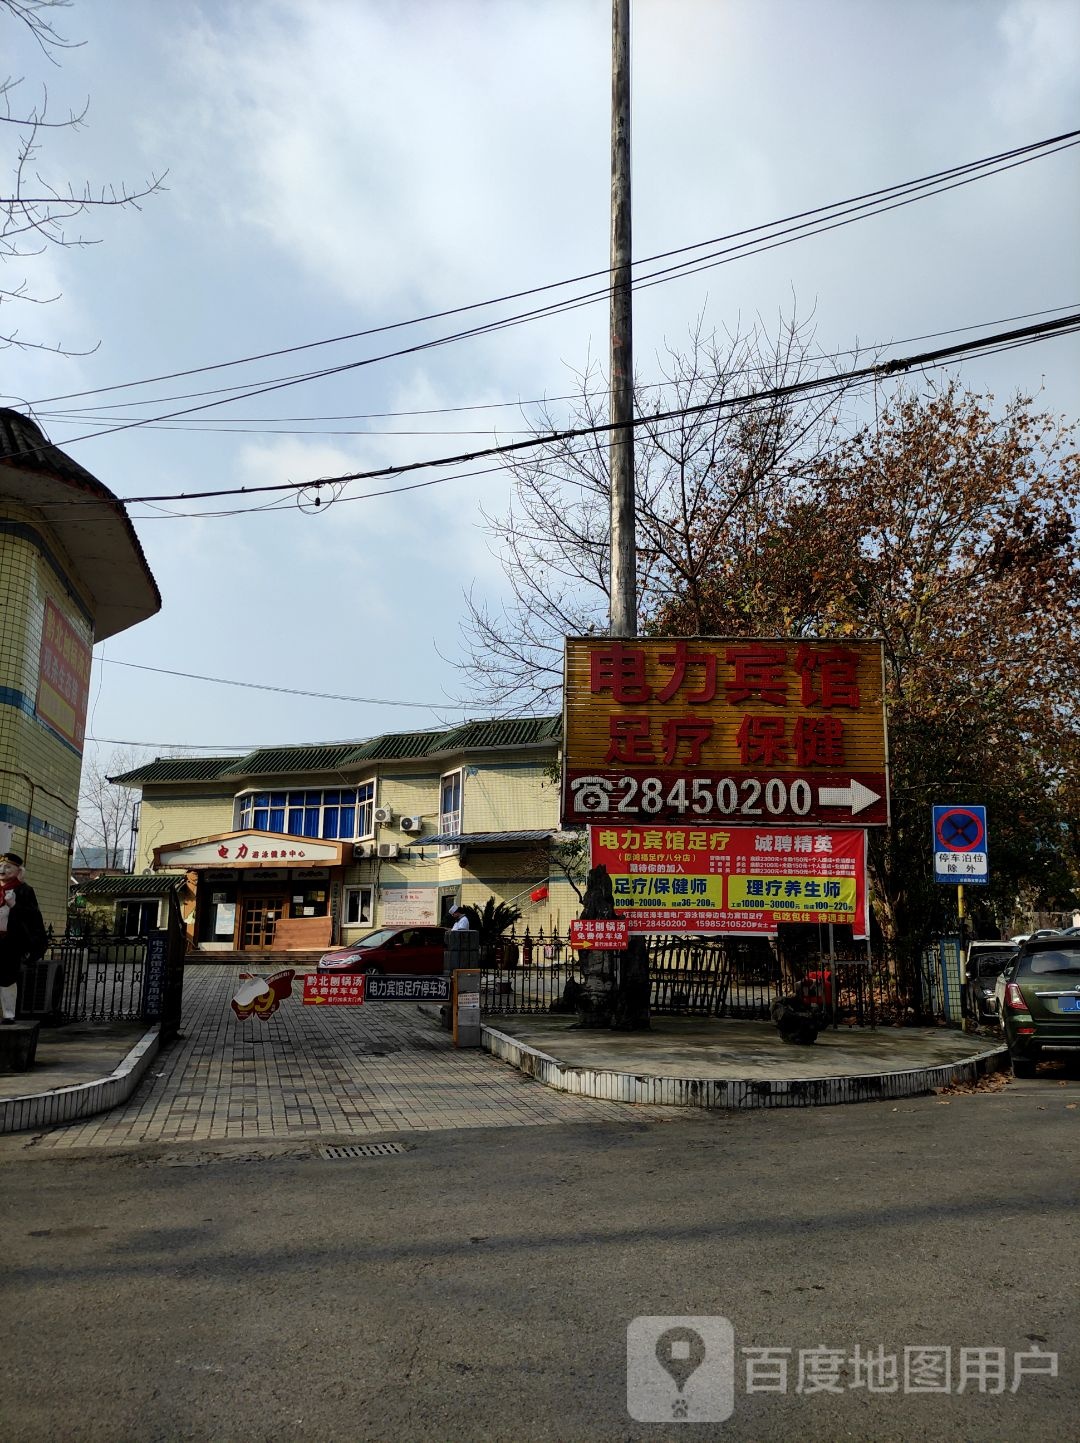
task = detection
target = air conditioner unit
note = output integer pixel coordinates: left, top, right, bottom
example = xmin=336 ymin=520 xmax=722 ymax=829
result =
xmin=354 ymin=841 xmax=376 ymax=860
xmin=376 ymin=842 xmax=400 ymax=860
xmin=373 ymin=805 xmax=394 ymax=826
xmin=399 ymin=815 xmax=423 ymax=834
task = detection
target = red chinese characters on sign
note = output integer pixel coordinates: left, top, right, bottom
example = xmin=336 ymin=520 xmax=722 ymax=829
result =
xmin=589 ymin=825 xmax=869 ymax=936
xmin=569 ymin=917 xmax=630 ymax=951
xmin=34 ymin=599 xmax=92 ymax=751
xmin=564 ymin=636 xmax=889 ymax=827
xmin=794 ymin=643 xmax=861 ymax=708
xmin=303 ymin=973 xmax=366 ymax=1006
xmin=215 ymin=843 xmax=308 ymax=860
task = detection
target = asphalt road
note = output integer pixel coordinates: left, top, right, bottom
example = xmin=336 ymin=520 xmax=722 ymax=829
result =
xmin=1 ymin=1073 xmax=1076 ymax=1443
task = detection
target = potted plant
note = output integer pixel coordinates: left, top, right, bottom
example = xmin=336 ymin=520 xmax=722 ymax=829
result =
xmin=463 ymin=898 xmax=522 ymax=988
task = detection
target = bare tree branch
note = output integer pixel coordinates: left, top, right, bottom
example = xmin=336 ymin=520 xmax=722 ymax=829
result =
xmin=1 ymin=1 xmax=165 ymax=352
xmin=456 ymin=309 xmax=867 ymax=713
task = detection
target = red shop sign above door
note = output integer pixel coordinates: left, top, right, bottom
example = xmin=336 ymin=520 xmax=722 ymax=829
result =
xmin=562 ymin=636 xmax=890 ymax=828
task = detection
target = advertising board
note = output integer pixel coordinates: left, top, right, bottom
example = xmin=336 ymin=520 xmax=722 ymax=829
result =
xmin=563 ymin=637 xmax=889 ymax=828
xmin=589 ymin=824 xmax=869 ymax=936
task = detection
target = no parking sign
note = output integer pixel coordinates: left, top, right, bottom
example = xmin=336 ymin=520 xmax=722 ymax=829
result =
xmin=932 ymin=805 xmax=988 ymax=885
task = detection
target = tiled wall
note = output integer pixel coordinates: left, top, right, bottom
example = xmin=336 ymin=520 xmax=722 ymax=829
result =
xmin=135 ymin=793 xmax=236 ymax=869
xmin=0 ymin=508 xmax=92 ymax=930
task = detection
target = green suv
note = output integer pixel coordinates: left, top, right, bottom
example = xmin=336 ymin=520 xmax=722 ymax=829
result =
xmin=1000 ymin=937 xmax=1080 ymax=1077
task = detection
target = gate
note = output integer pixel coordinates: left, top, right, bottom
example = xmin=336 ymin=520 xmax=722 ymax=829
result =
xmin=31 ymin=891 xmax=187 ymax=1035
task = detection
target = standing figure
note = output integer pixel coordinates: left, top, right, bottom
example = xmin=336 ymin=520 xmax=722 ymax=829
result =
xmin=0 ymin=852 xmax=48 ymax=1022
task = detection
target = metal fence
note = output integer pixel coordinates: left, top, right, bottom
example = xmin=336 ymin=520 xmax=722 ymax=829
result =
xmin=52 ymin=940 xmax=147 ymax=1021
xmin=480 ymin=926 xmax=918 ymax=1026
xmin=26 ymin=908 xmax=187 ymax=1033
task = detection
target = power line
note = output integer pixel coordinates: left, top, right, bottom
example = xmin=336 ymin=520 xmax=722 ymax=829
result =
xmin=97 ymin=657 xmax=471 ymax=708
xmin=19 ymin=309 xmax=1080 ymax=526
xmin=8 ymin=127 xmax=1076 ymax=457
xmin=31 ymin=300 xmax=1080 ymax=437
xmin=90 ymin=310 xmax=1080 ymax=506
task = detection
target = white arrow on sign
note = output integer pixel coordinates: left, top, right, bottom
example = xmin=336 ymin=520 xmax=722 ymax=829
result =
xmin=817 ymin=779 xmax=882 ymax=815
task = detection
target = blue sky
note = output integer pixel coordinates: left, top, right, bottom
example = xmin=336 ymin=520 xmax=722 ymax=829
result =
xmin=4 ymin=0 xmax=1078 ymax=780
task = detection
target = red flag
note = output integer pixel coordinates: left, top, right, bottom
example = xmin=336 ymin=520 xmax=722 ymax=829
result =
xmin=530 ymin=884 xmax=548 ymax=903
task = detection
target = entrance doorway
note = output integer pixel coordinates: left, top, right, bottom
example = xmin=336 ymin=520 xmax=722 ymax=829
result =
xmin=240 ymin=894 xmax=286 ymax=950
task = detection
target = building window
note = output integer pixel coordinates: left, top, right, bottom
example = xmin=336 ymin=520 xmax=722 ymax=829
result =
xmin=236 ymin=780 xmax=376 ymax=840
xmin=117 ymin=899 xmax=159 ymax=936
xmin=343 ymin=885 xmax=373 ymax=927
xmin=439 ymin=769 xmax=462 ymax=856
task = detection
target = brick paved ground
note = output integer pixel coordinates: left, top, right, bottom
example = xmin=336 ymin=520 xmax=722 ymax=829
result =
xmin=28 ymin=966 xmax=657 ymax=1150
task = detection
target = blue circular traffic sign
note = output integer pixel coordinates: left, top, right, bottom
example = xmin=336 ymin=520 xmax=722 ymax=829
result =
xmin=935 ymin=807 xmax=985 ymax=852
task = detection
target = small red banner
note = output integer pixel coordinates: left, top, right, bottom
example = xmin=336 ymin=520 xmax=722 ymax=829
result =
xmin=569 ymin=917 xmax=630 ymax=950
xmin=302 ymin=973 xmax=366 ymax=1006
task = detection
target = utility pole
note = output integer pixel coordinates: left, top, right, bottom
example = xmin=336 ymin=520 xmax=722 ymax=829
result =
xmin=609 ymin=0 xmax=636 ymax=638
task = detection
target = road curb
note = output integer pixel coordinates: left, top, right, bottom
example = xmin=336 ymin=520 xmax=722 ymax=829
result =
xmin=0 ymin=1026 xmax=161 ymax=1135
xmin=481 ymin=1024 xmax=1008 ymax=1109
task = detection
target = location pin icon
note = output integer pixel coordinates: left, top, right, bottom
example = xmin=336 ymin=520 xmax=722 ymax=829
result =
xmin=655 ymin=1326 xmax=707 ymax=1393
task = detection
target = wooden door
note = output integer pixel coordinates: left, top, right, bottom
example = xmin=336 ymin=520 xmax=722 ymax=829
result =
xmin=240 ymin=895 xmax=285 ymax=950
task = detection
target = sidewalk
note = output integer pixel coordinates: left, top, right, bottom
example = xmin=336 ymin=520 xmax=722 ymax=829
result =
xmin=483 ymin=1014 xmax=1007 ymax=1109
xmin=0 ymin=1021 xmax=159 ymax=1134
xmin=1 ymin=973 xmax=1009 ymax=1138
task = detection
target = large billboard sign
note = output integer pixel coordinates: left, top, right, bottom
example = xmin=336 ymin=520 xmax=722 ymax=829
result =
xmin=562 ymin=637 xmax=889 ymax=828
xmin=35 ymin=599 xmax=92 ymax=752
xmin=589 ymin=824 xmax=869 ymax=936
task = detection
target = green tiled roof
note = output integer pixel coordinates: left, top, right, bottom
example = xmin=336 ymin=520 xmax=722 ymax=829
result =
xmin=434 ymin=716 xmax=562 ymax=752
xmin=76 ymin=873 xmax=185 ymax=897
xmin=221 ymin=744 xmax=367 ymax=777
xmin=116 ymin=716 xmax=562 ymax=786
xmin=110 ymin=757 xmax=243 ymax=785
xmin=350 ymin=730 xmax=447 ymax=761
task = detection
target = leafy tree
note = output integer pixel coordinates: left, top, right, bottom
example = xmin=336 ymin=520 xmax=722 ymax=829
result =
xmin=1 ymin=0 xmax=163 ymax=353
xmin=653 ymin=381 xmax=1080 ymax=990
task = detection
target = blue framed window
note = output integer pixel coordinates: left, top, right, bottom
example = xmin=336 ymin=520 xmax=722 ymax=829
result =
xmin=238 ymin=781 xmax=378 ymax=840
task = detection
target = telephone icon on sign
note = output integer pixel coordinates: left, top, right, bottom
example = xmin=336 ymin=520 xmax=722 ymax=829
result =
xmin=570 ymin=776 xmax=615 ymax=812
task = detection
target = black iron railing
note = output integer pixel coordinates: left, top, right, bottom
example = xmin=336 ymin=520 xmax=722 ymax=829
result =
xmin=30 ymin=902 xmax=187 ymax=1032
xmin=480 ymin=926 xmax=918 ymax=1024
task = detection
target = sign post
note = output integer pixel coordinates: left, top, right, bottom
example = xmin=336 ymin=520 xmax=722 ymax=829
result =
xmin=453 ymin=969 xmax=482 ymax=1048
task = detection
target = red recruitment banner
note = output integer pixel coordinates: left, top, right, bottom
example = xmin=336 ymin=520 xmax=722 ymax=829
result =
xmin=35 ymin=598 xmax=92 ymax=752
xmin=569 ymin=917 xmax=630 ymax=950
xmin=589 ymin=825 xmax=869 ymax=937
xmin=302 ymin=973 xmax=366 ymax=1006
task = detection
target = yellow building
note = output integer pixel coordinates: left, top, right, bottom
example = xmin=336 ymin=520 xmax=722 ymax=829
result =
xmin=109 ymin=717 xmax=577 ymax=955
xmin=0 ymin=411 xmax=160 ymax=929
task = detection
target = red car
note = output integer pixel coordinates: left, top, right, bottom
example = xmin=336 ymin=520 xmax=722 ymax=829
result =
xmin=318 ymin=926 xmax=447 ymax=976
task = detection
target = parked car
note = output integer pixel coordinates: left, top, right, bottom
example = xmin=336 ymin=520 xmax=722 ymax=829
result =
xmin=964 ymin=941 xmax=1018 ymax=1022
xmin=999 ymin=937 xmax=1080 ymax=1076
xmin=318 ymin=926 xmax=447 ymax=976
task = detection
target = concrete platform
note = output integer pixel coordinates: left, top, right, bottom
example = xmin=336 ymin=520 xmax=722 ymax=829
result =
xmin=0 ymin=1022 xmax=159 ymax=1134
xmin=483 ymin=1014 xmax=1007 ymax=1109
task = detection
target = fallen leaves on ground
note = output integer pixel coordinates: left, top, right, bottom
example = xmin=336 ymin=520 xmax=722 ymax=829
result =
xmin=936 ymin=1069 xmax=1012 ymax=1097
